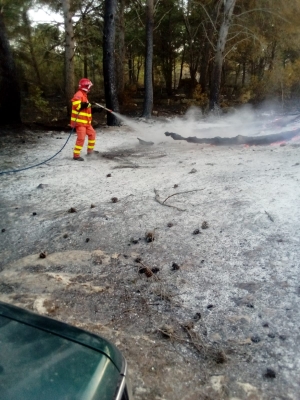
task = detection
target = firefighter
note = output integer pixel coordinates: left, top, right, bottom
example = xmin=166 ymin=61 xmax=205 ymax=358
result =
xmin=71 ymin=78 xmax=100 ymax=161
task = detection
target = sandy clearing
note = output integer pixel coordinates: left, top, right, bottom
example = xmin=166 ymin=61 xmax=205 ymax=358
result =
xmin=1 ymin=111 xmax=300 ymax=399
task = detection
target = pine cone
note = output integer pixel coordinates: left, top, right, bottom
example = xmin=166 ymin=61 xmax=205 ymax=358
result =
xmin=201 ymin=221 xmax=209 ymax=229
xmin=144 ymin=267 xmax=154 ymax=278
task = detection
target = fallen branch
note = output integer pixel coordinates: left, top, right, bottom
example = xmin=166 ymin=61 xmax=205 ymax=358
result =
xmin=154 ymin=189 xmax=186 ymax=211
xmin=165 ymin=128 xmax=300 ymax=146
xmin=113 ymin=165 xmax=140 ymax=169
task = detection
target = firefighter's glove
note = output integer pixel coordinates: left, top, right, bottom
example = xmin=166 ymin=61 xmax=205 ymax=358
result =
xmin=91 ymin=106 xmax=103 ymax=114
xmin=80 ymin=102 xmax=91 ymax=110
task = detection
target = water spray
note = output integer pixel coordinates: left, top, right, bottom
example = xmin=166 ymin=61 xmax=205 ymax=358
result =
xmin=93 ymin=102 xmax=132 ymax=128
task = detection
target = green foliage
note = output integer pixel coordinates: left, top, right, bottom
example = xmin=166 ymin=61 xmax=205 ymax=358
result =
xmin=245 ymin=76 xmax=268 ymax=103
xmin=27 ymin=86 xmax=51 ymax=116
xmin=192 ymin=84 xmax=209 ymax=108
xmin=265 ymin=60 xmax=300 ymax=101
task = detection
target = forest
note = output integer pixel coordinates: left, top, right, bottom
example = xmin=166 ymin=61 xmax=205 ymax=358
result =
xmin=1 ymin=0 xmax=300 ymax=127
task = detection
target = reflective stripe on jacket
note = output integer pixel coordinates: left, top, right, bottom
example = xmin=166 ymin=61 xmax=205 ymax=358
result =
xmin=70 ymin=90 xmax=92 ymax=127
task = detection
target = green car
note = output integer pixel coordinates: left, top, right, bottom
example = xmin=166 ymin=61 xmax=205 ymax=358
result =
xmin=0 ymin=301 xmax=132 ymax=400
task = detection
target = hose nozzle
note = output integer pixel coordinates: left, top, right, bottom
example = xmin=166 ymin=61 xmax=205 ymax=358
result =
xmin=94 ymin=102 xmax=113 ymax=113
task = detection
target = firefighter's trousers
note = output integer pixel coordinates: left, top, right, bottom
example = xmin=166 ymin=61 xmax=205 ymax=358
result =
xmin=73 ymin=125 xmax=96 ymax=158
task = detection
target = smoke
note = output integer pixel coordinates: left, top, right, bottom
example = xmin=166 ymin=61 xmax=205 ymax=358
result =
xmin=116 ymin=104 xmax=300 ymax=144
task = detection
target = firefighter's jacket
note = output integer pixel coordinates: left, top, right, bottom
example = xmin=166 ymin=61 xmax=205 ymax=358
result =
xmin=70 ymin=90 xmax=92 ymax=127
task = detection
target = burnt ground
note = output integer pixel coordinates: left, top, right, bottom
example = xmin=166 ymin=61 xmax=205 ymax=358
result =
xmin=0 ymin=114 xmax=300 ymax=399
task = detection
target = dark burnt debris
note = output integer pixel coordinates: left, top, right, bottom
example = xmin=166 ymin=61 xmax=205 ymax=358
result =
xmin=145 ymin=231 xmax=155 ymax=242
xmin=201 ymin=221 xmax=209 ymax=229
xmin=151 ymin=267 xmax=160 ymax=274
xmin=138 ymin=266 xmax=153 ymax=277
xmin=264 ymin=368 xmax=276 ymax=379
xmin=164 ymin=128 xmax=300 ymax=146
xmin=39 ymin=251 xmax=47 ymax=259
xmin=137 ymin=137 xmax=154 ymax=146
xmin=251 ymin=335 xmax=261 ymax=343
xmin=193 ymin=312 xmax=202 ymax=321
xmin=213 ymin=350 xmax=227 ymax=364
xmin=68 ymin=207 xmax=77 ymax=213
xmin=193 ymin=228 xmax=200 ymax=235
xmin=144 ymin=267 xmax=154 ymax=277
xmin=172 ymin=262 xmax=180 ymax=271
xmin=111 ymin=197 xmax=118 ymax=203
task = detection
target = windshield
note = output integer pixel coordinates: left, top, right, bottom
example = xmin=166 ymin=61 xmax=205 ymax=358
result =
xmin=0 ymin=317 xmax=121 ymax=400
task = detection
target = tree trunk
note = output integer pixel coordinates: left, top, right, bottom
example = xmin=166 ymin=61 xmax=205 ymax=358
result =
xmin=199 ymin=40 xmax=212 ymax=92
xmin=242 ymin=62 xmax=246 ymax=86
xmin=82 ymin=14 xmax=88 ymax=78
xmin=103 ymin=0 xmax=120 ymax=126
xmin=178 ymin=45 xmax=185 ymax=87
xmin=209 ymin=0 xmax=236 ymax=110
xmin=142 ymin=0 xmax=154 ymax=118
xmin=117 ymin=0 xmax=125 ymax=99
xmin=269 ymin=41 xmax=277 ymax=71
xmin=0 ymin=10 xmax=21 ymax=125
xmin=183 ymin=14 xmax=199 ymax=90
xmin=164 ymin=62 xmax=173 ymax=96
xmin=61 ymin=0 xmax=75 ymax=116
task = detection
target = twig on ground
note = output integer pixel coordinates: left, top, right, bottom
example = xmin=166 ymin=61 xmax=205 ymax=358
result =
xmin=154 ymin=189 xmax=186 ymax=211
xmin=162 ymin=189 xmax=204 ymax=204
xmin=265 ymin=210 xmax=274 ymax=222
xmin=182 ymin=325 xmax=206 ymax=354
xmin=113 ymin=165 xmax=140 ymax=169
xmin=108 ymin=194 xmax=134 ymax=206
xmin=157 ymin=327 xmax=184 ymax=341
xmin=182 ymin=325 xmax=227 ymax=364
xmin=154 ymin=283 xmax=182 ymax=308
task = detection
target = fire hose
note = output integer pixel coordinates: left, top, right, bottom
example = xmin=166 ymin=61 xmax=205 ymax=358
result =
xmin=0 ymin=103 xmax=112 ymax=175
xmin=93 ymin=102 xmax=113 ymax=113
xmin=0 ymin=130 xmax=74 ymax=175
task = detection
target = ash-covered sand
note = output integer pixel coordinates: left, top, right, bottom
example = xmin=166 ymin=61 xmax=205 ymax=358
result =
xmin=1 ymin=108 xmax=300 ymax=399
